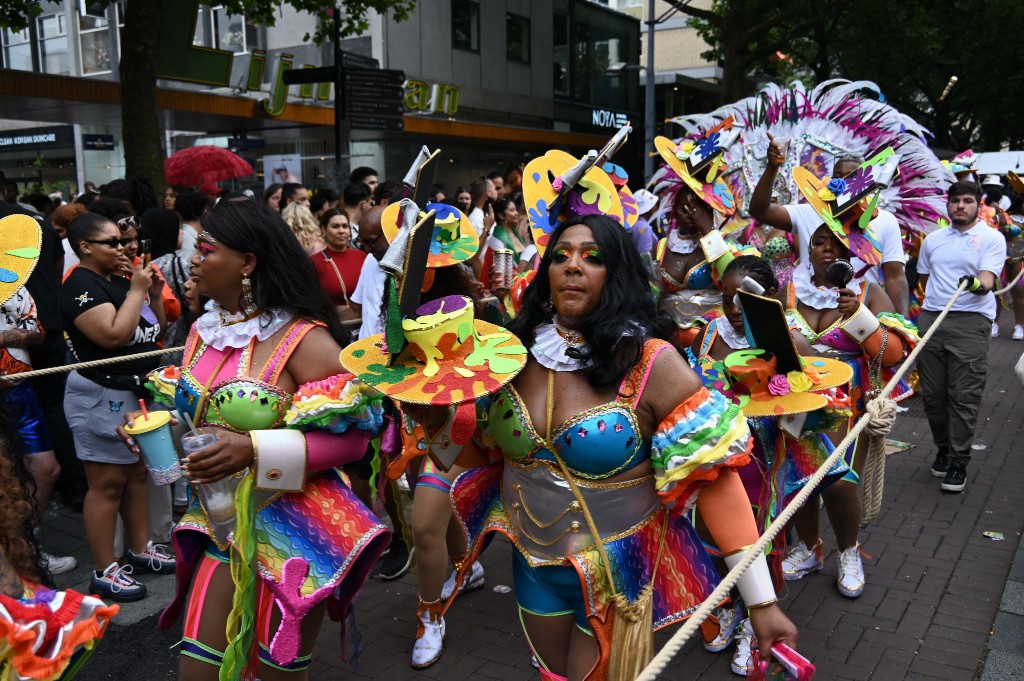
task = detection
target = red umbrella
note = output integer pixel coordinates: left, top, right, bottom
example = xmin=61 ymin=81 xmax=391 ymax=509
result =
xmin=164 ymin=145 xmax=254 ymax=187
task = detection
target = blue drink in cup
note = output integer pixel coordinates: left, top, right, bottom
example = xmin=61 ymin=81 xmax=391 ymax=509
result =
xmin=181 ymin=428 xmax=237 ymax=543
xmin=124 ymin=410 xmax=181 ymax=485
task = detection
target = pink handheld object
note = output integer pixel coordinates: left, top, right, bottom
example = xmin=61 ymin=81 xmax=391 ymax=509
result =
xmin=747 ymin=641 xmax=815 ymax=681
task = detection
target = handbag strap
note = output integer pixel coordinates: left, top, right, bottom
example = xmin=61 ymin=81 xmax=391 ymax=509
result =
xmin=322 ymin=250 xmax=350 ymax=308
xmin=544 ymin=370 xmax=666 ymax=598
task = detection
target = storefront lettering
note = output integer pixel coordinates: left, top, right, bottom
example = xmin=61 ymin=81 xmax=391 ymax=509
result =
xmin=0 ymin=133 xmax=57 ymax=147
xmin=592 ymin=109 xmax=628 ymax=128
xmin=404 ymin=80 xmax=459 ymax=115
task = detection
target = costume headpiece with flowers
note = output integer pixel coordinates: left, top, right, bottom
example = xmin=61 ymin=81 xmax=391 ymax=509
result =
xmin=0 ymin=214 xmax=42 ymax=307
xmin=792 ymin=148 xmax=899 ymax=266
xmin=522 ymin=123 xmax=632 ymax=256
xmin=703 ymin=290 xmax=852 ymax=430
xmin=942 ymin=149 xmax=980 ymax=183
xmin=653 ymin=116 xmax=739 ymax=217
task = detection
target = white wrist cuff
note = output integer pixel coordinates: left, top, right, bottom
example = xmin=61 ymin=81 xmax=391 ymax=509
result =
xmin=723 ymin=550 xmax=777 ymax=608
xmin=251 ymin=430 xmax=307 ymax=492
xmin=700 ymin=230 xmax=730 ymax=262
xmin=840 ymin=304 xmax=880 ymax=343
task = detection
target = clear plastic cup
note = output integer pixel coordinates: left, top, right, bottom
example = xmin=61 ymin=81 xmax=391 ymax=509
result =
xmin=181 ymin=428 xmax=237 ymax=543
xmin=125 ymin=410 xmax=181 ymax=485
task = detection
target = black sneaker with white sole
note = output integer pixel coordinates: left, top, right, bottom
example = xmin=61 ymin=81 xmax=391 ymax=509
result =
xmin=941 ymin=463 xmax=967 ymax=493
xmin=378 ymin=539 xmax=413 ymax=581
xmin=930 ymin=452 xmax=950 ymax=478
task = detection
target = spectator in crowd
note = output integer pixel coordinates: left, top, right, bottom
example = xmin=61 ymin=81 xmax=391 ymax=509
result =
xmin=350 ymin=166 xmax=379 ymax=193
xmin=281 ymin=182 xmax=310 ymax=209
xmin=4 ymin=181 xmax=19 ymax=204
xmin=139 ymin=208 xmax=192 ymax=350
xmin=486 ymin=171 xmax=505 ymax=197
xmin=74 ymin=189 xmax=98 ymax=210
xmin=453 ymin=186 xmax=472 ymax=215
xmin=310 ymin=187 xmax=340 ymax=220
xmin=282 ymin=201 xmax=326 ymax=255
xmin=174 ymin=189 xmax=207 ymax=263
xmin=504 ymin=163 xmax=524 ymax=199
xmin=163 ymin=185 xmax=190 ymax=211
xmin=101 ymin=175 xmax=160 ymax=216
xmin=374 ymin=180 xmax=402 ymax=207
xmin=26 ymin=193 xmax=53 ymax=217
xmin=262 ymin=182 xmax=283 ymax=213
xmin=430 ymin=184 xmax=447 ymax=203
xmin=59 ymin=208 xmax=175 ymax=602
xmin=342 ymin=181 xmax=374 ymax=232
xmin=350 ymin=205 xmax=389 ymax=341
xmin=312 ymin=208 xmax=365 ymax=321
xmin=0 ymin=171 xmax=88 ymax=514
xmin=467 ymin=177 xmax=496 ymax=237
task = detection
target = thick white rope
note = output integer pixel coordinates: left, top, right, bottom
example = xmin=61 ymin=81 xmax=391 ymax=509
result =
xmin=635 ymin=278 xmax=977 ymax=680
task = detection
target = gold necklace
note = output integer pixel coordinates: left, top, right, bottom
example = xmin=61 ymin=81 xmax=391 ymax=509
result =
xmin=219 ymin=308 xmax=263 ymax=326
xmin=552 ymin=318 xmax=583 ymax=348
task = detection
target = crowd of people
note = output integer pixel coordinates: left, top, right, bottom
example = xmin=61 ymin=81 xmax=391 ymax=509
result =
xmin=0 ymin=109 xmax=1019 ymax=681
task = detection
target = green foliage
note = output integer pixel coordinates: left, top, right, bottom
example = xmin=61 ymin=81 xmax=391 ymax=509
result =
xmin=0 ymin=0 xmax=52 ymax=31
xmin=677 ymin=0 xmax=1024 ymax=150
xmin=221 ymin=0 xmax=417 ymax=43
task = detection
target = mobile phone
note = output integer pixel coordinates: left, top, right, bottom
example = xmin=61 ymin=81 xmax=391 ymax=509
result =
xmin=139 ymin=239 xmax=152 ymax=266
xmin=748 ymin=642 xmax=815 ymax=681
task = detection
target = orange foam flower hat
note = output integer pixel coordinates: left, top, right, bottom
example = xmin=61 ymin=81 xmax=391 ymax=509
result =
xmin=654 ymin=116 xmax=739 ymax=216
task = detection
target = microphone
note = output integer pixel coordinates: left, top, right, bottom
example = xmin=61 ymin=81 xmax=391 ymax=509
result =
xmin=825 ymin=258 xmax=855 ymax=288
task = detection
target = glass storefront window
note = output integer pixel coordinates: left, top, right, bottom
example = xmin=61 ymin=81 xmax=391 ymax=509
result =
xmin=2 ymin=28 xmax=32 ymax=72
xmin=553 ymin=5 xmax=569 ymax=96
xmin=79 ymin=2 xmax=109 ymax=31
xmin=507 ymin=13 xmax=530 ymax=63
xmin=213 ymin=7 xmax=246 ymax=53
xmin=556 ymin=1 xmax=639 ymax=111
xmin=81 ymin=30 xmax=113 ymax=74
xmin=37 ymin=14 xmax=70 ymax=76
xmin=452 ymin=0 xmax=479 ymax=52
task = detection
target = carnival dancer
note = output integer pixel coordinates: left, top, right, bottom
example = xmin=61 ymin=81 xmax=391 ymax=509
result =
xmin=0 ymin=406 xmax=120 ymax=681
xmin=650 ymin=119 xmax=742 ymax=346
xmin=668 ymin=80 xmax=954 ymax=319
xmin=375 ymin=199 xmax=489 ymax=669
xmin=689 ymin=255 xmax=854 ymax=675
xmin=137 ymin=198 xmax=390 ymax=680
xmin=780 ymin=161 xmax=919 ymax=596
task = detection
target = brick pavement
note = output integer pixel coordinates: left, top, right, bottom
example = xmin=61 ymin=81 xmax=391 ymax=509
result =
xmin=46 ymin=328 xmax=1024 ymax=680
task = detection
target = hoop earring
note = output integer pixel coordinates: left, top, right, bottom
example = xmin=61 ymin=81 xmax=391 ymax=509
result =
xmin=241 ymin=273 xmax=256 ymax=314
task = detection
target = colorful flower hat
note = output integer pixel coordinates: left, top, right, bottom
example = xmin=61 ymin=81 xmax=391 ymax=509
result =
xmin=792 ymin=148 xmax=900 ymax=266
xmin=381 ymin=199 xmax=478 ymax=268
xmin=522 ymin=125 xmax=632 ymax=256
xmin=0 ymin=214 xmax=42 ymax=306
xmin=942 ymin=149 xmax=980 ymax=182
xmin=706 ymin=290 xmax=852 ymax=417
xmin=654 ymin=116 xmax=739 ymax=216
xmin=340 ymin=294 xmax=527 ymax=406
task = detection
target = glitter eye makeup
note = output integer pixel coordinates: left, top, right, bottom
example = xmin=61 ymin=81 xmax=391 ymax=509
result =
xmin=584 ymin=248 xmax=605 ymax=264
xmin=197 ymin=242 xmax=217 ymax=256
xmin=552 ymin=247 xmax=570 ymax=263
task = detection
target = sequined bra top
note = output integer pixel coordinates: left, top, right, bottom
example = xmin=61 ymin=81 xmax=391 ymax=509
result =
xmin=655 ymin=238 xmax=714 ymax=293
xmin=785 ymin=281 xmax=866 ymax=355
xmin=486 ymin=341 xmax=668 ymax=480
xmin=175 ymin=320 xmax=322 ymax=432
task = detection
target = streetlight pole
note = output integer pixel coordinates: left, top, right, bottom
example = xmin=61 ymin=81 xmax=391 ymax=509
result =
xmin=643 ymin=0 xmax=656 ymax=183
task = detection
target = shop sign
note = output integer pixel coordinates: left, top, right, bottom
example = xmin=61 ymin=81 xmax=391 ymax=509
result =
xmin=592 ymin=109 xmax=629 ymax=128
xmin=0 ymin=126 xmax=73 ymax=150
xmin=83 ymin=134 xmax=116 ymax=150
xmin=404 ymin=81 xmax=460 ymax=115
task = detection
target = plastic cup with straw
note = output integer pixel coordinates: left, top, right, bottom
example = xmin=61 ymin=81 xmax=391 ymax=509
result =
xmin=123 ymin=398 xmax=181 ymax=485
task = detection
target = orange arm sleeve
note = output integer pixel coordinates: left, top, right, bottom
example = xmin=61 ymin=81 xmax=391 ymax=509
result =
xmin=862 ymin=326 xmax=906 ymax=365
xmin=695 ymin=468 xmax=759 ymax=554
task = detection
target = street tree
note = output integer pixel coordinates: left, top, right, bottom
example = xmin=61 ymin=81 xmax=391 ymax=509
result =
xmin=0 ymin=0 xmax=415 ymax=189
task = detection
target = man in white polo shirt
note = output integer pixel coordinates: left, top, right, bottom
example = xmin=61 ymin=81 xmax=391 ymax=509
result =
xmin=750 ymin=141 xmax=910 ymax=316
xmin=916 ymin=181 xmax=1006 ymax=493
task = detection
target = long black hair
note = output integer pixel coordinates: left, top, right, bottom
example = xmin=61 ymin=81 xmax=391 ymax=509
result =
xmin=200 ymin=198 xmax=349 ymax=346
xmin=510 ymin=214 xmax=674 ymax=389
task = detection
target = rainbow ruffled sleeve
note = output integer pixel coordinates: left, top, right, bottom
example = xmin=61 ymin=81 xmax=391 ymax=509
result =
xmin=145 ymin=365 xmax=180 ymax=407
xmin=284 ymin=373 xmax=385 ymax=434
xmin=878 ymin=312 xmax=919 ymax=355
xmin=651 ymin=386 xmax=753 ymax=513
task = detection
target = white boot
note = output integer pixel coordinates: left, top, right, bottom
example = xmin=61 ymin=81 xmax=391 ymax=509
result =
xmin=411 ymin=597 xmax=445 ymax=669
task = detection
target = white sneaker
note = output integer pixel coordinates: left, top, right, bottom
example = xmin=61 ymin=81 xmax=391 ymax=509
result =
xmin=836 ymin=544 xmax=866 ymax=597
xmin=1013 ymin=325 xmax=1024 ymax=341
xmin=730 ymin=618 xmax=754 ymax=676
xmin=411 ymin=602 xmax=445 ymax=669
xmin=90 ymin=562 xmax=147 ymax=602
xmin=992 ymin=322 xmax=1000 ymax=337
xmin=440 ymin=560 xmax=485 ymax=601
xmin=702 ymin=601 xmax=742 ymax=652
xmin=41 ymin=551 xmax=77 ymax=575
xmin=781 ymin=539 xmax=823 ymax=581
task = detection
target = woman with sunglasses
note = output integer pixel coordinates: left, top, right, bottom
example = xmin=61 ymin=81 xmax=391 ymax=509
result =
xmin=56 ymin=204 xmax=175 ymax=603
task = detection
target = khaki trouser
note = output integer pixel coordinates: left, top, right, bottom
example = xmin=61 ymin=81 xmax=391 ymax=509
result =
xmin=916 ymin=310 xmax=990 ymax=466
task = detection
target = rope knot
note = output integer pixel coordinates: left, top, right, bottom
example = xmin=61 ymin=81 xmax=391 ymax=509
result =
xmin=864 ymin=397 xmax=897 ymax=437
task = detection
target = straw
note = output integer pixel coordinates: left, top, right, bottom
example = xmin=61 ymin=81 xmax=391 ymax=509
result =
xmin=138 ymin=398 xmax=149 ymax=420
xmin=182 ymin=410 xmax=200 ymax=438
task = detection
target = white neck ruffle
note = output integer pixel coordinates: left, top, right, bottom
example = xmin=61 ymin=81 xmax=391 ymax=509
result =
xmin=195 ymin=302 xmax=294 ymax=350
xmin=792 ymin=262 xmax=839 ymax=309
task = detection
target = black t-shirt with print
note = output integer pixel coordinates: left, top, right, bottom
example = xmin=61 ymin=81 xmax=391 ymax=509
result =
xmin=59 ymin=268 xmax=161 ymax=375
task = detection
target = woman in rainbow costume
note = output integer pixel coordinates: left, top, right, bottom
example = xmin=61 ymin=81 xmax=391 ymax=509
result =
xmin=144 ymin=198 xmax=389 ymax=681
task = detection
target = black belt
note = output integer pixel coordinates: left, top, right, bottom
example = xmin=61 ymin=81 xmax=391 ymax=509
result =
xmin=78 ymin=367 xmax=146 ymax=393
